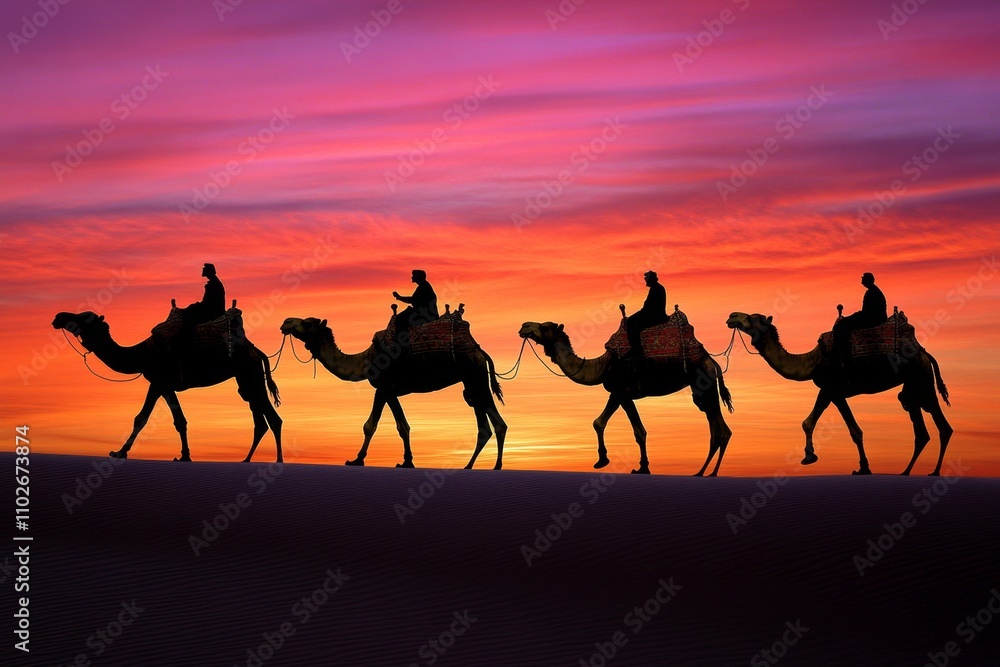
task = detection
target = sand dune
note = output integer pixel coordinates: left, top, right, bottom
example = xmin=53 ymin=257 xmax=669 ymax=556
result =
xmin=4 ymin=454 xmax=998 ymax=666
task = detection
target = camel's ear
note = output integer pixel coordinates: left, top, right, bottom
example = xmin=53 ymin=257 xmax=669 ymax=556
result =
xmin=98 ymin=315 xmax=105 ymax=322
xmin=557 ymin=324 xmax=564 ymax=332
xmin=765 ymin=315 xmax=773 ymax=325
xmin=320 ymin=319 xmax=327 ymax=328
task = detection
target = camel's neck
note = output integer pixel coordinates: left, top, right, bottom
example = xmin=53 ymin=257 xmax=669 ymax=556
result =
xmin=754 ymin=327 xmax=822 ymax=382
xmin=307 ymin=332 xmax=375 ymax=382
xmin=80 ymin=330 xmax=149 ymax=374
xmin=541 ymin=337 xmax=611 ymax=385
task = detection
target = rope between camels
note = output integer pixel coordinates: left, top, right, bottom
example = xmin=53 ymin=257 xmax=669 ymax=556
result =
xmin=494 ymin=338 xmax=527 ymax=380
xmin=525 ymin=340 xmax=588 ymax=379
xmin=736 ymin=329 xmax=761 ymax=355
xmin=704 ymin=329 xmax=737 ymax=373
xmin=62 ymin=330 xmax=143 ymax=383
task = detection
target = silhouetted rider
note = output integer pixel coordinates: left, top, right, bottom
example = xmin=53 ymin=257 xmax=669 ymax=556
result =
xmin=626 ymin=271 xmax=669 ymax=356
xmin=183 ymin=263 xmax=226 ymax=333
xmin=833 ymin=272 xmax=887 ymax=364
xmin=392 ymin=269 xmax=438 ymax=341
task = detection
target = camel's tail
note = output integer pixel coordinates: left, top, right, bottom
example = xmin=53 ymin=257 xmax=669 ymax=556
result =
xmin=711 ymin=356 xmax=734 ymax=413
xmin=251 ymin=344 xmax=281 ymax=407
xmin=927 ymin=351 xmax=950 ymax=407
xmin=483 ymin=348 xmax=505 ymax=406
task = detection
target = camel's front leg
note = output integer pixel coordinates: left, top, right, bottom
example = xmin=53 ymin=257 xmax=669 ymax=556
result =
xmin=385 ymin=396 xmax=414 ymax=468
xmin=111 ymin=384 xmax=161 ymax=459
xmin=832 ymin=396 xmax=870 ymax=475
xmin=592 ymin=395 xmax=621 ymax=469
xmin=620 ymin=398 xmax=649 ymax=474
xmin=347 ymin=391 xmax=389 ymax=466
xmin=801 ymin=391 xmax=832 ymax=465
xmin=161 ymin=389 xmax=191 ymax=461
xmin=485 ymin=401 xmax=507 ymax=470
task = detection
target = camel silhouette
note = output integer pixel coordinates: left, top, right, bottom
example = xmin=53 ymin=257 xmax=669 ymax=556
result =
xmin=726 ymin=312 xmax=952 ymax=475
xmin=518 ymin=321 xmax=734 ymax=475
xmin=52 ymin=311 xmax=282 ymax=462
xmin=279 ymin=316 xmax=507 ymax=469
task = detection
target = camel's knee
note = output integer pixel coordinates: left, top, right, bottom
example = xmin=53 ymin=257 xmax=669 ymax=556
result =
xmin=172 ymin=417 xmax=187 ymax=432
xmin=801 ymin=418 xmax=815 ymax=435
xmin=495 ymin=420 xmax=508 ymax=438
xmin=362 ymin=422 xmax=377 ymax=438
xmin=396 ymin=423 xmax=410 ymax=439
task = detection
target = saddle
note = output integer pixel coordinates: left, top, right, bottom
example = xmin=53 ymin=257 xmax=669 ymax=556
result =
xmin=373 ymin=303 xmax=479 ymax=355
xmin=605 ymin=306 xmax=705 ymax=362
xmin=151 ymin=300 xmax=246 ymax=357
xmin=818 ymin=308 xmax=917 ymax=358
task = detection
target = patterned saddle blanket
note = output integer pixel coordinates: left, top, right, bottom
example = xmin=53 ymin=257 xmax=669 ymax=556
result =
xmin=605 ymin=310 xmax=704 ymax=361
xmin=151 ymin=306 xmax=246 ymax=355
xmin=374 ymin=312 xmax=478 ymax=355
xmin=818 ymin=311 xmax=916 ymax=357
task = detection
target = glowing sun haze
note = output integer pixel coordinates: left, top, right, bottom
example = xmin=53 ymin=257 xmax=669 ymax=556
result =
xmin=2 ymin=0 xmax=998 ymax=475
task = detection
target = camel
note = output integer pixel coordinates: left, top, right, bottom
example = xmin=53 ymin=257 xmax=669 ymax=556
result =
xmin=279 ymin=317 xmax=507 ymax=469
xmin=51 ymin=311 xmax=282 ymax=462
xmin=517 ymin=321 xmax=734 ymax=475
xmin=725 ymin=312 xmax=952 ymax=475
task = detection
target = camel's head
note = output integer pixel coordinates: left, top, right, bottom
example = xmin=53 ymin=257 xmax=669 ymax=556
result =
xmin=518 ymin=321 xmax=565 ymax=346
xmin=726 ymin=312 xmax=773 ymax=345
xmin=52 ymin=311 xmax=107 ymax=339
xmin=280 ymin=317 xmax=328 ymax=341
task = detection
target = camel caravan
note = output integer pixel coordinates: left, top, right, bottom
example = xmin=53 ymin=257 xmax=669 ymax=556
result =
xmin=52 ymin=267 xmax=953 ymax=476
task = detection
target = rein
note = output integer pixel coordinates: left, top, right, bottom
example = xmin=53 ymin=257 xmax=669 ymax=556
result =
xmin=62 ymin=330 xmax=143 ymax=383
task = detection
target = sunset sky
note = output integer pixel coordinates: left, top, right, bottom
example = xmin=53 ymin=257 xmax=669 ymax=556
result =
xmin=2 ymin=0 xmax=998 ymax=476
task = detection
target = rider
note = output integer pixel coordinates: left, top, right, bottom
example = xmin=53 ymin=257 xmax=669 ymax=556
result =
xmin=833 ymin=272 xmax=887 ymax=365
xmin=625 ymin=271 xmax=669 ymax=357
xmin=392 ymin=269 xmax=439 ymax=343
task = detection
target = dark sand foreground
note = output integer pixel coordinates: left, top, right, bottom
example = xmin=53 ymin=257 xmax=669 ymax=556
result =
xmin=2 ymin=454 xmax=998 ymax=666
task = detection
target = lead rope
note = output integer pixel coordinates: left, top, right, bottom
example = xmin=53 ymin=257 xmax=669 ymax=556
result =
xmin=62 ymin=330 xmax=143 ymax=383
xmin=494 ymin=338 xmax=527 ymax=380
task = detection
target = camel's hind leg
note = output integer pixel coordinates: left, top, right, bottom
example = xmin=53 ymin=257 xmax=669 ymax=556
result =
xmin=239 ymin=375 xmax=283 ymax=463
xmin=161 ymin=389 xmax=191 ymax=462
xmin=593 ymin=395 xmax=621 ymax=470
xmin=464 ymin=406 xmax=493 ymax=470
xmin=112 ymin=384 xmax=161 ymax=459
xmin=483 ymin=397 xmax=507 ymax=470
xmin=694 ymin=393 xmax=732 ymax=477
xmin=620 ymin=397 xmax=649 ymax=474
xmin=900 ymin=406 xmax=930 ymax=476
xmin=385 ymin=396 xmax=414 ymax=468
xmin=832 ymin=396 xmax=870 ymax=475
xmin=922 ymin=389 xmax=953 ymax=476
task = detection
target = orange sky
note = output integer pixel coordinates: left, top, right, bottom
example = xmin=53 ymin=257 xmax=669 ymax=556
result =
xmin=2 ymin=0 xmax=998 ymax=476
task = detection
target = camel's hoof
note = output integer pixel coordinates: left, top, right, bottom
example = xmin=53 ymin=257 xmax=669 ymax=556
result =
xmin=594 ymin=456 xmax=610 ymax=469
xmin=851 ymin=468 xmax=872 ymax=475
xmin=173 ymin=456 xmax=192 ymax=462
xmin=801 ymin=453 xmax=819 ymax=465
xmin=242 ymin=458 xmax=252 ymax=463
xmin=396 ymin=461 xmax=415 ymax=469
xmin=345 ymin=459 xmax=365 ymax=466
xmin=928 ymin=471 xmax=940 ymax=477
xmin=631 ymin=466 xmax=650 ymax=475
xmin=493 ymin=464 xmax=502 ymax=471
xmin=276 ymin=458 xmax=283 ymax=464
xmin=109 ymin=450 xmax=128 ymax=459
